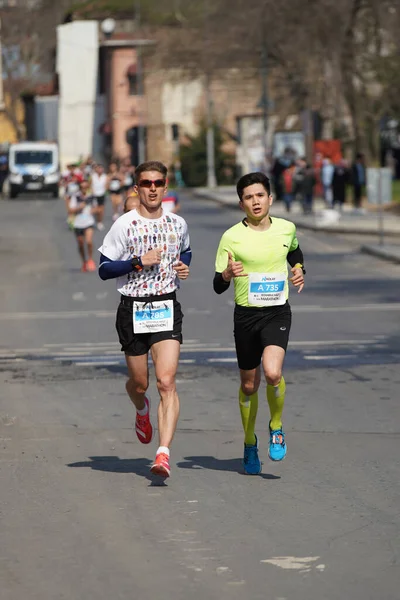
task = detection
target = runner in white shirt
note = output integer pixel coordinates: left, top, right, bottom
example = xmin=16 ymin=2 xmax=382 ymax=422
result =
xmin=91 ymin=164 xmax=108 ymax=230
xmin=98 ymin=161 xmax=192 ymax=479
xmin=69 ymin=180 xmax=98 ymax=272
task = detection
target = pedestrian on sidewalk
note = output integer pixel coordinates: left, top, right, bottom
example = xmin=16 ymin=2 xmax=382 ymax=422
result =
xmin=213 ymin=171 xmax=305 ymax=475
xmin=351 ymin=153 xmax=366 ymax=210
xmin=68 ymin=180 xmax=98 ymax=272
xmin=282 ymin=163 xmax=296 ymax=212
xmin=302 ymin=163 xmax=317 ymax=215
xmin=321 ymin=157 xmax=334 ymax=207
xmin=98 ymin=161 xmax=192 ymax=479
xmin=332 ymin=159 xmax=350 ymax=211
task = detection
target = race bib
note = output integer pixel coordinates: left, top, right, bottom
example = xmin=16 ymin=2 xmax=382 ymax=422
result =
xmin=68 ymin=182 xmax=79 ymax=194
xmin=109 ymin=180 xmax=120 ymax=192
xmin=133 ymin=300 xmax=174 ymax=334
xmin=248 ymin=272 xmax=286 ymax=306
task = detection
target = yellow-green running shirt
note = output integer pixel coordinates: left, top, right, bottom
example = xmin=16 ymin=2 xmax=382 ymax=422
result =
xmin=215 ymin=217 xmax=299 ymax=307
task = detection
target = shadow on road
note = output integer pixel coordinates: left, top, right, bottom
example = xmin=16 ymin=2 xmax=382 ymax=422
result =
xmin=177 ymin=455 xmax=281 ymax=480
xmin=67 ymin=455 xmax=168 ymax=487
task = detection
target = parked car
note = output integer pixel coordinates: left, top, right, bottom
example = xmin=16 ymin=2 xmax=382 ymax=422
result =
xmin=8 ymin=142 xmax=60 ymax=198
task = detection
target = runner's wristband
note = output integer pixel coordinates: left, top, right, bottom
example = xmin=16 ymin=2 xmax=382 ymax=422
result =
xmin=294 ymin=263 xmax=306 ymax=274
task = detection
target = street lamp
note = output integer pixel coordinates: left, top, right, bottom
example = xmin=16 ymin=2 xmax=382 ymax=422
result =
xmin=101 ymin=18 xmax=116 ymax=162
xmin=135 ymin=0 xmax=145 ymax=164
xmin=101 ymin=18 xmax=116 ymax=37
xmin=257 ymin=41 xmax=269 ymax=173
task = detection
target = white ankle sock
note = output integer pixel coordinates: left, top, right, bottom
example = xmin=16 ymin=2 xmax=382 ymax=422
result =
xmin=137 ymin=400 xmax=148 ymax=416
xmin=156 ymin=446 xmax=170 ymax=457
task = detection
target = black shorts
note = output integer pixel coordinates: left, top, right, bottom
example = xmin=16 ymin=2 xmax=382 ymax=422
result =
xmin=74 ymin=226 xmax=93 ymax=237
xmin=116 ymin=292 xmax=183 ymax=356
xmin=95 ymin=195 xmax=106 ymax=206
xmin=234 ymin=302 xmax=292 ymax=371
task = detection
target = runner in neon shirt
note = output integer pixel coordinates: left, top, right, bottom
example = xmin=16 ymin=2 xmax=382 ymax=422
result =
xmin=214 ymin=172 xmax=305 ymax=474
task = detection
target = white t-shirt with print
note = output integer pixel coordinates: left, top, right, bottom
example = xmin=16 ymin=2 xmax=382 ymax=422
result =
xmin=98 ymin=209 xmax=190 ymax=297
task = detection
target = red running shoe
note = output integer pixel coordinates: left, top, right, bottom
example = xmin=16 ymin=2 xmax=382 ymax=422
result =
xmin=150 ymin=452 xmax=170 ymax=478
xmin=86 ymin=258 xmax=97 ymax=272
xmin=135 ymin=396 xmax=153 ymax=444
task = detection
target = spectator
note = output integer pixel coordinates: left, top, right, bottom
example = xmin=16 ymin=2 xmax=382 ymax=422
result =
xmin=351 ymin=153 xmax=366 ymax=210
xmin=332 ymin=159 xmax=350 ymax=211
xmin=301 ymin=163 xmax=316 ymax=214
xmin=321 ymin=157 xmax=334 ymax=207
xmin=282 ymin=163 xmax=296 ymax=212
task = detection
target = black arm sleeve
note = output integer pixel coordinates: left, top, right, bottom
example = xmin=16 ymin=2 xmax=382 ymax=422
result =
xmin=213 ymin=272 xmax=231 ymax=294
xmin=287 ymin=245 xmax=305 ymax=269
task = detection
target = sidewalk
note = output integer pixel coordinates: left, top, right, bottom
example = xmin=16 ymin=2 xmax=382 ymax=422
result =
xmin=193 ymin=186 xmax=400 ymax=264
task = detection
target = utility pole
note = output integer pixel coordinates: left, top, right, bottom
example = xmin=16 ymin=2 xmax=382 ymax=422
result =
xmin=205 ymin=73 xmax=217 ymax=188
xmin=135 ymin=0 xmax=145 ymax=164
xmin=260 ymin=42 xmax=268 ymax=171
xmin=203 ymin=0 xmax=217 ymax=188
xmin=0 ymin=19 xmax=4 ymax=111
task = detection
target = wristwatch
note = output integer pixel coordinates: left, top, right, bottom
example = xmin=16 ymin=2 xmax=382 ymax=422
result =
xmin=131 ymin=256 xmax=143 ymax=271
xmin=294 ymin=262 xmax=306 ymax=275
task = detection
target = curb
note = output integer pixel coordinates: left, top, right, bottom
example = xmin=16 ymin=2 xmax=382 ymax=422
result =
xmin=360 ymin=245 xmax=400 ymax=264
xmin=193 ymin=190 xmax=400 ymax=237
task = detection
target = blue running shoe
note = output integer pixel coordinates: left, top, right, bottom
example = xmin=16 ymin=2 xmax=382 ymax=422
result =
xmin=243 ymin=435 xmax=262 ymax=475
xmin=268 ymin=425 xmax=287 ymax=461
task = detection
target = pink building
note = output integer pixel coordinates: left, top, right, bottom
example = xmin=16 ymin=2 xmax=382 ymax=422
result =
xmin=101 ymin=37 xmax=152 ymax=164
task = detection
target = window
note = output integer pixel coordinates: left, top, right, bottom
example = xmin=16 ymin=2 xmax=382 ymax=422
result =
xmin=128 ymin=73 xmax=138 ymax=96
xmin=15 ymin=151 xmax=52 ymax=165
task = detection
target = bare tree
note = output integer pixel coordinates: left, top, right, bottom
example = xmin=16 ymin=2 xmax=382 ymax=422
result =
xmin=1 ymin=0 xmax=71 ymax=140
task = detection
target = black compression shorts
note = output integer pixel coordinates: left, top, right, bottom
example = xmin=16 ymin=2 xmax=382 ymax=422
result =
xmin=74 ymin=225 xmax=94 ymax=237
xmin=116 ymin=292 xmax=183 ymax=356
xmin=234 ymin=301 xmax=292 ymax=370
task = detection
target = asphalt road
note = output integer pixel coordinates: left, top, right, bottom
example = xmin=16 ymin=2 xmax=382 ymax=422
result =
xmin=1 ymin=193 xmax=399 ymax=600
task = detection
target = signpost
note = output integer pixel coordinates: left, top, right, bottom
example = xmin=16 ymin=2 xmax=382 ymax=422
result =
xmin=367 ymin=167 xmax=392 ymax=247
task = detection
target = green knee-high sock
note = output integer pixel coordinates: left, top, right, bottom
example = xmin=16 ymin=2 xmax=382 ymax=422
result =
xmin=267 ymin=376 xmax=286 ymax=431
xmin=239 ymin=388 xmax=258 ymax=446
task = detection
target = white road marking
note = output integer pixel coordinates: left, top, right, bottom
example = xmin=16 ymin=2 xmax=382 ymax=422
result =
xmin=43 ymin=339 xmax=200 ymax=348
xmin=261 ymin=556 xmax=320 ymax=571
xmin=76 ymin=361 xmax=121 ymax=367
xmin=290 ymin=339 xmax=382 ymax=347
xmin=207 ymin=358 xmax=236 ymax=363
xmin=72 ymin=292 xmax=86 ymax=301
xmin=304 ymin=354 xmax=354 ymax=361
xmin=0 ymin=302 xmax=399 ymax=321
xmin=293 ymin=303 xmax=400 ymax=313
xmin=216 ymin=566 xmax=231 ymax=574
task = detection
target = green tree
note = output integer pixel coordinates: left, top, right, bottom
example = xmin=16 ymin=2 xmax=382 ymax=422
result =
xmin=180 ymin=121 xmax=235 ymax=187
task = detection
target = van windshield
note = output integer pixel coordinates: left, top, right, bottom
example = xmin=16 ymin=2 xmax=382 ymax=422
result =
xmin=15 ymin=151 xmax=53 ymax=165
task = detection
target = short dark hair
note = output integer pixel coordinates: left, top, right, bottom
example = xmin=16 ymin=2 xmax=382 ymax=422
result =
xmin=135 ymin=161 xmax=167 ymax=182
xmin=236 ymin=172 xmax=271 ymax=200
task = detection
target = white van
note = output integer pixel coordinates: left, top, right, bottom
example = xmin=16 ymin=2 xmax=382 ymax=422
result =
xmin=8 ymin=142 xmax=60 ymax=198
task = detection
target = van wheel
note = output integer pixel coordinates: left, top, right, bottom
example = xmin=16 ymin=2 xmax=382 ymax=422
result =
xmin=10 ymin=185 xmax=18 ymax=199
xmin=52 ymin=187 xmax=59 ymax=199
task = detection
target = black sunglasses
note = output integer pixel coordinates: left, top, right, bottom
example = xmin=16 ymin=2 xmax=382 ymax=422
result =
xmin=138 ymin=179 xmax=166 ymax=188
